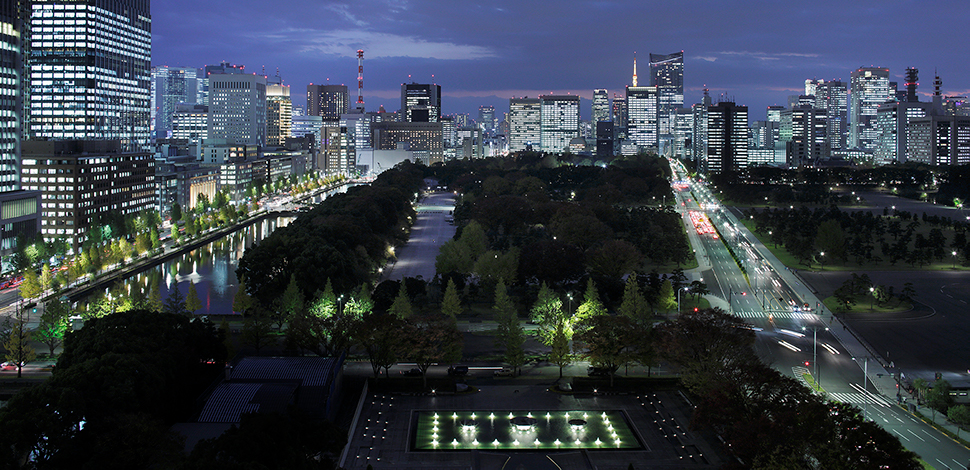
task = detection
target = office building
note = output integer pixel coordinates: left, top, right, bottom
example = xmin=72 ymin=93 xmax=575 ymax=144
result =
xmin=307 ymin=84 xmax=348 ymax=122
xmin=814 ymin=80 xmax=848 ymax=150
xmin=371 ymin=121 xmax=443 ymax=163
xmin=401 ymin=83 xmax=441 ymax=122
xmin=704 ymin=101 xmax=748 ymax=174
xmin=152 ymin=66 xmax=200 ymax=140
xmin=28 ymin=0 xmax=151 ymax=151
xmin=625 ymin=86 xmax=658 ymax=150
xmin=509 ymin=97 xmax=541 ymax=153
xmin=650 ymin=52 xmax=685 ymax=152
xmin=478 ymin=105 xmax=495 ymax=134
xmin=596 ymin=121 xmax=614 ymax=159
xmin=266 ymin=78 xmax=292 ymax=147
xmin=0 ymin=1 xmax=25 ymax=193
xmin=592 ymin=89 xmax=610 ymax=124
xmin=171 ymin=104 xmax=208 ymax=148
xmin=780 ymin=106 xmax=828 ymax=167
xmin=907 ymin=115 xmax=970 ymax=166
xmin=322 ymin=126 xmax=355 ymax=174
xmin=440 ymin=116 xmax=456 ymax=148
xmin=207 ymin=73 xmax=267 ymax=146
xmin=850 ymin=67 xmax=891 ymax=150
xmin=21 ymin=140 xmax=154 ymax=251
xmin=200 ymin=62 xmax=245 ymax=107
xmin=672 ymin=108 xmax=693 ymax=159
xmin=539 ymin=95 xmax=580 ymax=153
xmin=874 ymin=67 xmax=937 ymax=165
xmin=612 ymin=94 xmax=627 ymax=141
xmin=691 ymin=89 xmax=712 ymax=162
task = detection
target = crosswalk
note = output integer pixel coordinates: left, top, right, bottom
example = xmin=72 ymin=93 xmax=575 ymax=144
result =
xmin=732 ymin=310 xmax=817 ymax=320
xmin=828 ymin=391 xmax=893 ymax=408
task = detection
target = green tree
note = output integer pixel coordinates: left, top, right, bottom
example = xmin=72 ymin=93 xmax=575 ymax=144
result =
xmin=530 ymin=282 xmax=567 ymax=345
xmin=574 ymin=315 xmax=637 ymax=387
xmin=409 ymin=314 xmax=463 ymax=388
xmin=233 ymin=277 xmax=254 ymax=314
xmin=472 ymin=248 xmax=520 ymax=291
xmin=549 ymin=321 xmax=571 ymax=378
xmin=388 ymin=282 xmax=413 ymax=319
xmin=814 ymin=219 xmax=846 ymax=264
xmin=150 ymin=227 xmax=160 ymax=250
xmin=657 ymin=279 xmax=676 ymax=314
xmin=344 ymin=283 xmax=373 ymax=320
xmin=34 ymin=297 xmax=71 ymax=357
xmin=618 ymin=273 xmax=651 ymax=324
xmin=926 ymin=378 xmax=954 ymax=420
xmin=4 ymin=306 xmax=35 ymax=378
xmin=163 ymin=284 xmax=190 ymax=317
xmin=171 ymin=202 xmax=182 ymax=222
xmin=441 ymin=279 xmax=462 ymax=318
xmin=358 ymin=313 xmax=407 ymax=378
xmin=18 ymin=270 xmax=40 ymax=302
xmin=39 ymin=263 xmax=53 ymax=294
xmin=186 ymin=280 xmax=203 ymax=315
xmin=277 ymin=274 xmax=305 ymax=331
xmin=493 ymin=280 xmax=525 ymax=374
xmin=573 ymin=278 xmax=607 ymax=327
xmin=240 ymin=302 xmax=275 ymax=355
xmin=949 ymin=405 xmax=970 ymax=438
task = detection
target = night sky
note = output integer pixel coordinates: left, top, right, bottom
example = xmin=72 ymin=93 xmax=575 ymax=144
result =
xmin=152 ymin=0 xmax=970 ymax=121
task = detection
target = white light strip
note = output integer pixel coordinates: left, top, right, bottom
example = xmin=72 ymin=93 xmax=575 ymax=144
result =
xmin=779 ymin=329 xmax=805 ymax=338
xmin=778 ymin=341 xmax=801 ymax=352
xmin=821 ymin=343 xmax=840 ymax=355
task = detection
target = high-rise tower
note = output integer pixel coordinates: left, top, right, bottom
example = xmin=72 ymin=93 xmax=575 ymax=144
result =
xmin=592 ymin=89 xmax=610 ymax=124
xmin=0 ymin=0 xmax=26 ymax=192
xmin=539 ymin=95 xmax=580 ymax=153
xmin=401 ymin=83 xmax=441 ymax=122
xmin=307 ymin=84 xmax=349 ymax=122
xmin=509 ymin=98 xmax=541 ymax=153
xmin=650 ymin=51 xmax=685 ymax=153
xmin=28 ymin=0 xmax=152 ymax=151
xmin=849 ymin=67 xmax=891 ymax=150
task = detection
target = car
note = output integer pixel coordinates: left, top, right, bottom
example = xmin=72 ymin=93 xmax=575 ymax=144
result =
xmin=587 ymin=366 xmax=611 ymax=377
xmin=447 ymin=365 xmax=468 ymax=377
xmin=1 ymin=361 xmax=23 ymax=371
xmin=402 ymin=367 xmax=423 ymax=377
xmin=494 ymin=367 xmax=514 ymax=377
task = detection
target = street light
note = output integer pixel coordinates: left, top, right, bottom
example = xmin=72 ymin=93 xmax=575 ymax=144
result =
xmin=802 ymin=326 xmax=829 ymax=391
xmin=819 ymin=251 xmax=825 ymax=270
xmin=869 ymin=286 xmax=874 ymax=311
xmin=953 ymin=250 xmax=958 ymax=269
xmin=677 ymin=287 xmax=690 ymax=314
xmin=853 ymin=356 xmax=870 ymax=421
xmin=566 ymin=293 xmax=573 ymax=316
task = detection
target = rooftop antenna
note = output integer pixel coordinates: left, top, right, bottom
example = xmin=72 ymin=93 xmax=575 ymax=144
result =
xmin=632 ymin=52 xmax=638 ymax=87
xmin=356 ymin=49 xmax=364 ymax=111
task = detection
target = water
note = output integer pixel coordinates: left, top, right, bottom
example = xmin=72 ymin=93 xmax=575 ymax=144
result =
xmin=79 ymin=184 xmax=352 ymax=316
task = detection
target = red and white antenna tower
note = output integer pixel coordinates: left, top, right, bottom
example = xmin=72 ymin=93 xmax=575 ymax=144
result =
xmin=356 ymin=50 xmax=365 ymax=111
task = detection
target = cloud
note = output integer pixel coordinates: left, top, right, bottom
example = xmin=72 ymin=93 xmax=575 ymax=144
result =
xmin=693 ymin=56 xmax=718 ymax=62
xmin=323 ymin=4 xmax=367 ymax=27
xmin=715 ymin=51 xmax=820 ymax=61
xmin=262 ymin=29 xmax=497 ymax=61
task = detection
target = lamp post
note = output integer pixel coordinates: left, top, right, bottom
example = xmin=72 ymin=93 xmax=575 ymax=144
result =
xmin=853 ymin=356 xmax=870 ymax=421
xmin=819 ymin=251 xmax=825 ymax=270
xmin=566 ymin=293 xmax=573 ymax=316
xmin=953 ymin=250 xmax=958 ymax=269
xmin=869 ymin=286 xmax=874 ymax=311
xmin=677 ymin=287 xmax=690 ymax=314
xmin=802 ymin=326 xmax=829 ymax=391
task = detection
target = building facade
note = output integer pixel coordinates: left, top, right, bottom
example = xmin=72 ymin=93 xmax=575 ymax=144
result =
xmin=401 ymin=83 xmax=441 ymax=123
xmin=849 ymin=67 xmax=891 ymax=150
xmin=0 ymin=0 xmax=25 ymax=193
xmin=509 ymin=97 xmax=541 ymax=153
xmin=592 ymin=89 xmax=610 ymax=124
xmin=371 ymin=121 xmax=443 ymax=163
xmin=625 ymin=86 xmax=658 ymax=150
xmin=814 ymin=80 xmax=847 ymax=150
xmin=539 ymin=95 xmax=580 ymax=153
xmin=28 ymin=0 xmax=151 ymax=151
xmin=151 ymin=66 xmax=199 ymax=140
xmin=907 ymin=115 xmax=970 ymax=166
xmin=780 ymin=106 xmax=828 ymax=167
xmin=650 ymin=51 xmax=685 ymax=153
xmin=704 ymin=101 xmax=748 ymax=174
xmin=307 ymin=84 xmax=348 ymax=122
xmin=266 ymin=80 xmax=292 ymax=147
xmin=207 ymin=73 xmax=267 ymax=146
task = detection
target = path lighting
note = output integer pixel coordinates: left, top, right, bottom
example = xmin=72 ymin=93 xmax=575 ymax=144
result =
xmin=869 ymin=287 xmax=875 ymax=311
xmin=819 ymin=252 xmax=825 ymax=270
xmin=802 ymin=326 xmax=829 ymax=391
xmin=677 ymin=287 xmax=690 ymax=313
xmin=953 ymin=251 xmax=958 ymax=268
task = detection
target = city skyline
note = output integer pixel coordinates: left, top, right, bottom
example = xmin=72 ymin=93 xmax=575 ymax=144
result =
xmin=152 ymin=1 xmax=970 ymax=120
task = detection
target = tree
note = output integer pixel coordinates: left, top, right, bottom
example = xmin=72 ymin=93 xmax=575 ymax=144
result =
xmin=657 ymin=279 xmax=676 ymax=313
xmin=949 ymin=405 xmax=970 ymax=438
xmin=388 ymin=282 xmax=413 ymax=319
xmin=276 ymin=275 xmax=304 ymax=331
xmin=39 ymin=263 xmax=53 ymax=294
xmin=440 ymin=279 xmax=462 ymax=318
xmin=912 ymin=377 xmax=929 ymax=404
xmin=408 ymin=314 xmax=463 ymax=388
xmin=814 ymin=219 xmax=846 ymax=263
xmin=493 ymin=280 xmax=525 ymax=374
xmin=19 ymin=269 xmax=41 ymax=300
xmin=240 ymin=302 xmax=276 ymax=355
xmin=574 ymin=315 xmax=637 ymax=387
xmin=4 ymin=305 xmax=35 ymax=378
xmin=162 ymin=284 xmax=190 ymax=317
xmin=34 ymin=297 xmax=71 ymax=357
xmin=358 ymin=313 xmax=407 ymax=378
xmin=150 ymin=227 xmax=160 ymax=250
xmin=171 ymin=202 xmax=182 ymax=222
xmin=926 ymin=378 xmax=954 ymax=420
xmin=549 ymin=321 xmax=571 ymax=378
xmin=618 ymin=274 xmax=651 ymax=324
xmin=186 ymin=280 xmax=203 ymax=315
xmin=530 ymin=282 xmax=567 ymax=346
xmin=233 ymin=277 xmax=254 ymax=314
xmin=573 ymin=278 xmax=607 ymax=327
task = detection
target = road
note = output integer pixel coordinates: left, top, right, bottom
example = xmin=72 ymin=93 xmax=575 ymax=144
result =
xmin=380 ymin=188 xmax=456 ymax=282
xmin=671 ymin=160 xmax=970 ymax=467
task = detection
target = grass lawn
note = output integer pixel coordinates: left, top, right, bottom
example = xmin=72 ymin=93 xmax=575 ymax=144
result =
xmin=821 ymin=295 xmax=913 ymax=315
xmin=739 ymin=219 xmax=968 ymax=272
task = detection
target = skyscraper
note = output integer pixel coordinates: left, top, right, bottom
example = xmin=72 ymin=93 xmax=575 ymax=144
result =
xmin=266 ymin=76 xmax=292 ymax=147
xmin=814 ymin=80 xmax=848 ymax=150
xmin=401 ymin=83 xmax=441 ymax=122
xmin=874 ymin=68 xmax=935 ymax=165
xmin=307 ymin=84 xmax=349 ymax=122
xmin=509 ymin=98 xmax=541 ymax=153
xmin=207 ymin=73 xmax=267 ymax=146
xmin=780 ymin=106 xmax=828 ymax=167
xmin=539 ymin=95 xmax=579 ymax=153
xmin=612 ymin=94 xmax=627 ymax=141
xmin=849 ymin=67 xmax=891 ymax=150
xmin=650 ymin=52 xmax=685 ymax=152
xmin=592 ymin=89 xmax=610 ymax=124
xmin=28 ymin=0 xmax=151 ymax=151
xmin=705 ymin=101 xmax=748 ymax=174
xmin=152 ymin=66 xmax=199 ymax=140
xmin=478 ymin=105 xmax=495 ymax=134
xmin=691 ymin=89 xmax=712 ymax=162
xmin=0 ymin=0 xmax=25 ymax=192
xmin=625 ymin=86 xmax=658 ymax=150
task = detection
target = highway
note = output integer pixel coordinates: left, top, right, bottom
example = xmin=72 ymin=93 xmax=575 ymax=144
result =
xmin=669 ymin=160 xmax=970 ymax=468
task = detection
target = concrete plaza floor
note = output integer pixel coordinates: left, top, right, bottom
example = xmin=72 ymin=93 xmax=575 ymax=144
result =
xmin=341 ymin=382 xmax=725 ymax=469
